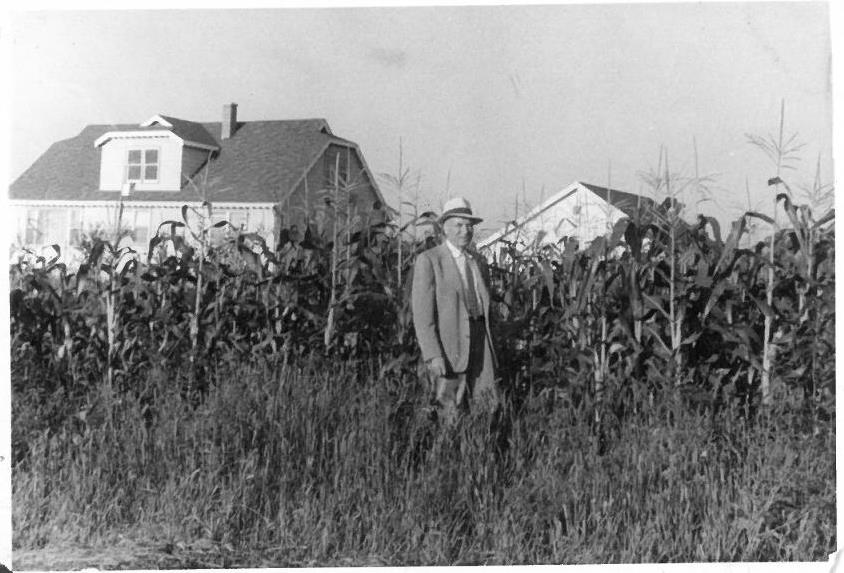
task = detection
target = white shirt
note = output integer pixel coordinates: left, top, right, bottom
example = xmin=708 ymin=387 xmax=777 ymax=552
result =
xmin=444 ymin=239 xmax=484 ymax=316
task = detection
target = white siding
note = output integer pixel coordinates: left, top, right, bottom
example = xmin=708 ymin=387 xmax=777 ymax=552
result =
xmin=12 ymin=202 xmax=277 ymax=267
xmin=493 ymin=189 xmax=624 ymax=247
xmin=99 ymin=136 xmax=183 ymax=191
xmin=480 ymin=183 xmax=637 ymax=253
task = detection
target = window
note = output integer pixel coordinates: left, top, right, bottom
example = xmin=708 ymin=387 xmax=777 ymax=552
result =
xmin=131 ymin=210 xmax=150 ymax=245
xmin=229 ymin=210 xmax=248 ymax=231
xmin=126 ymin=148 xmax=159 ymax=182
xmin=24 ymin=208 xmax=41 ymax=245
xmin=210 ymin=209 xmax=228 ymax=243
xmin=69 ymin=210 xmax=83 ymax=246
xmin=29 ymin=209 xmax=68 ymax=247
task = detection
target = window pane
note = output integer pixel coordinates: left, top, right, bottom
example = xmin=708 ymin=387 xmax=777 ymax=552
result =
xmin=145 ymin=149 xmax=158 ymax=163
xmin=41 ymin=209 xmax=67 ymax=246
xmin=144 ymin=165 xmax=158 ymax=180
xmin=128 ymin=165 xmax=141 ymax=180
xmin=133 ymin=210 xmax=150 ymax=244
xmin=229 ymin=210 xmax=247 ymax=230
xmin=134 ymin=226 xmax=149 ymax=244
xmin=128 ymin=150 xmax=142 ymax=163
xmin=25 ymin=209 xmax=40 ymax=244
xmin=69 ymin=209 xmax=83 ymax=246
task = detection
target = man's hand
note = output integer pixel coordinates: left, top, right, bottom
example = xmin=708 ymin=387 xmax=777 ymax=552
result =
xmin=427 ymin=357 xmax=447 ymax=378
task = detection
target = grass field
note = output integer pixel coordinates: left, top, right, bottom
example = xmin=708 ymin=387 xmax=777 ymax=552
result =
xmin=12 ymin=354 xmax=835 ymax=566
xmin=10 ymin=144 xmax=836 ymax=565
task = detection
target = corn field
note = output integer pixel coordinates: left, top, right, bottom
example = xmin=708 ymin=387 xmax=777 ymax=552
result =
xmin=10 ymin=178 xmax=836 ymax=564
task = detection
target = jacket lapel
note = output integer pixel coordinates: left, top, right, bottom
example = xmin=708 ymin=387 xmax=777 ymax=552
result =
xmin=468 ymin=251 xmax=490 ymax=310
xmin=437 ymin=243 xmax=490 ymax=313
xmin=437 ymin=243 xmax=463 ymax=297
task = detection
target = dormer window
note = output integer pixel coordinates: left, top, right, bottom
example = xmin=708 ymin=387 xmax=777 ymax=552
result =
xmin=96 ymin=115 xmax=219 ymax=192
xmin=126 ymin=148 xmax=159 ymax=182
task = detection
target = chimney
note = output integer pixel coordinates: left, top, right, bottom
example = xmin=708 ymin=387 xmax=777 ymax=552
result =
xmin=221 ymin=103 xmax=238 ymax=140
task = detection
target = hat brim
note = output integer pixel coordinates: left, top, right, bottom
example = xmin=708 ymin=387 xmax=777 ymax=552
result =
xmin=440 ymin=210 xmax=483 ymax=225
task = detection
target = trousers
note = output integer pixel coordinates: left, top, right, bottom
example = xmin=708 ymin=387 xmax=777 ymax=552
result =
xmin=433 ymin=317 xmax=498 ymax=423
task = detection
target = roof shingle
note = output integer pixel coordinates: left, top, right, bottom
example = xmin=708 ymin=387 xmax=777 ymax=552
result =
xmin=10 ymin=119 xmax=346 ymax=204
xmin=157 ymin=115 xmax=220 ymax=148
xmin=580 ymin=182 xmax=657 ymax=218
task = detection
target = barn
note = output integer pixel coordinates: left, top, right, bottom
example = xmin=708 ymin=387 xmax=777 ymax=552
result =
xmin=477 ymin=181 xmax=657 ymax=257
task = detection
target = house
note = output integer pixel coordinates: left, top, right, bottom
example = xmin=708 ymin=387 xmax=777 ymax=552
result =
xmin=477 ymin=181 xmax=657 ymax=256
xmin=9 ymin=103 xmax=388 ymax=263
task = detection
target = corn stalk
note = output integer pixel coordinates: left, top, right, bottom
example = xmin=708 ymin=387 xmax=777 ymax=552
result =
xmin=396 ymin=140 xmax=404 ymax=289
xmin=105 ymin=196 xmax=125 ymax=391
xmin=746 ymin=100 xmax=809 ymax=406
xmin=761 ymin=101 xmax=786 ymax=406
xmin=660 ymin=149 xmax=685 ymax=385
xmin=188 ymin=201 xmax=213 ymax=387
xmin=304 ymin=171 xmax=311 ymax=230
xmin=345 ymin=148 xmax=353 ymax=291
xmin=378 ymin=138 xmax=415 ymax=304
xmin=324 ymin=153 xmax=341 ymax=349
xmin=594 ymin=161 xmax=613 ymax=428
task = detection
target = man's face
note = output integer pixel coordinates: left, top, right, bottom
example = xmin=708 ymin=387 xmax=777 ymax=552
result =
xmin=443 ymin=217 xmax=474 ymax=250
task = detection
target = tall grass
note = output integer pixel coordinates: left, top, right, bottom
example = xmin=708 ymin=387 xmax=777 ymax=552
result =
xmin=10 ymin=134 xmax=836 ymax=565
xmin=12 ymin=353 xmax=834 ymax=565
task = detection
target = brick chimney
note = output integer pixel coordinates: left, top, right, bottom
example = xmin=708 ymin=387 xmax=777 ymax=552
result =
xmin=221 ymin=103 xmax=238 ymax=140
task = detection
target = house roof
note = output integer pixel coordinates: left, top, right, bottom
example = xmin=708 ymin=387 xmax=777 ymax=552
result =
xmin=579 ymin=182 xmax=656 ymax=217
xmin=10 ymin=118 xmax=381 ymax=205
xmin=478 ymin=181 xmax=656 ymax=248
xmin=94 ymin=115 xmax=221 ymax=150
xmin=156 ymin=115 xmax=221 ymax=149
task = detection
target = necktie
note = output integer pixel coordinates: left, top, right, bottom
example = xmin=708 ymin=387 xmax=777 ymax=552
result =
xmin=462 ymin=255 xmax=481 ymax=318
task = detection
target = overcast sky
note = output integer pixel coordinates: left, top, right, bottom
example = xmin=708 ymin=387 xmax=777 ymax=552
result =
xmin=5 ymin=2 xmax=834 ymax=234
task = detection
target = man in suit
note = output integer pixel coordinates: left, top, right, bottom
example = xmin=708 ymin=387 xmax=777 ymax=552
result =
xmin=412 ymin=197 xmax=498 ymax=422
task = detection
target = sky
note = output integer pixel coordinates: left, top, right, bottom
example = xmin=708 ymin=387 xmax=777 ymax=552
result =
xmin=3 ymin=2 xmax=835 ymax=236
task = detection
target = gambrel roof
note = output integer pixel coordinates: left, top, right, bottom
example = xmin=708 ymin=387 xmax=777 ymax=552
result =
xmin=10 ymin=117 xmax=382 ymax=205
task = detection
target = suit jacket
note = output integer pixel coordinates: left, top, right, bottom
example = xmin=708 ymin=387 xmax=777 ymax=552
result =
xmin=411 ymin=242 xmax=497 ymax=374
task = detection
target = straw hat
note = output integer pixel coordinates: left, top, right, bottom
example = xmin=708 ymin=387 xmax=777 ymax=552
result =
xmin=440 ymin=197 xmax=483 ymax=224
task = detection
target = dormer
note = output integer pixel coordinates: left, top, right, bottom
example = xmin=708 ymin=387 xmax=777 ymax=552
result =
xmin=95 ymin=114 xmax=220 ymax=192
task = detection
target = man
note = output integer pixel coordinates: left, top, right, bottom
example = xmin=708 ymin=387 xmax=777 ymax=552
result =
xmin=412 ymin=197 xmax=498 ymax=422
